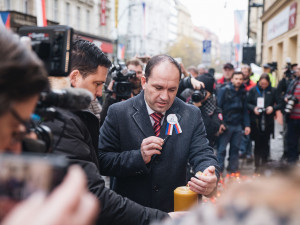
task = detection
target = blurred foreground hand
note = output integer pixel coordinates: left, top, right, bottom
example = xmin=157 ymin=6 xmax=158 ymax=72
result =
xmin=2 ymin=166 xmax=99 ymax=225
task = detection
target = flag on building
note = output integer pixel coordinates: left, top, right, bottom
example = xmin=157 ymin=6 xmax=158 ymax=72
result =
xmin=36 ymin=0 xmax=47 ymax=26
xmin=233 ymin=10 xmax=246 ymax=64
xmin=100 ymin=0 xmax=106 ymax=26
xmin=0 ymin=12 xmax=10 ymax=28
xmin=118 ymin=44 xmax=125 ymax=59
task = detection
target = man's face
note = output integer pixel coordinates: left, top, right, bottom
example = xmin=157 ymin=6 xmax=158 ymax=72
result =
xmin=128 ymin=64 xmax=143 ymax=89
xmin=141 ymin=61 xmax=180 ymax=113
xmin=199 ymin=68 xmax=206 ymax=75
xmin=73 ymin=66 xmax=108 ymax=99
xmin=0 ymin=95 xmax=38 ymax=153
xmin=263 ymin=67 xmax=271 ymax=73
xmin=258 ymin=78 xmax=269 ymax=90
xmin=241 ymin=68 xmax=250 ymax=80
xmin=231 ymin=74 xmax=244 ymax=88
xmin=223 ymin=68 xmax=234 ymax=80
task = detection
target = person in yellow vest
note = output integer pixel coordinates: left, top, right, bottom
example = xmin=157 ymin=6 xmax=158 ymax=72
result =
xmin=263 ymin=64 xmax=276 ymax=87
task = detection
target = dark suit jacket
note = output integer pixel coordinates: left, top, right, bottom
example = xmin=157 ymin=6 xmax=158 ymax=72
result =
xmin=98 ymin=91 xmax=220 ymax=212
xmin=43 ymin=108 xmax=168 ymax=225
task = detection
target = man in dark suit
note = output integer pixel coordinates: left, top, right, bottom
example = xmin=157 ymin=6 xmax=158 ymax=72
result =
xmin=99 ymin=55 xmax=220 ymax=212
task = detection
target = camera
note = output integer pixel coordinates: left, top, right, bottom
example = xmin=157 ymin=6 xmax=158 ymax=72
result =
xmin=191 ymin=89 xmax=207 ymax=103
xmin=284 ymin=62 xmax=296 ymax=79
xmin=19 ymin=25 xmax=73 ymax=77
xmin=285 ymin=95 xmax=299 ymax=114
xmin=110 ymin=65 xmax=136 ymax=100
xmin=0 ymin=153 xmax=68 ymax=221
xmin=257 ymin=108 xmax=266 ymax=114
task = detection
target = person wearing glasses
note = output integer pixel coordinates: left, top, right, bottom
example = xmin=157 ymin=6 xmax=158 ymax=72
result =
xmin=0 ymin=28 xmax=98 ymax=225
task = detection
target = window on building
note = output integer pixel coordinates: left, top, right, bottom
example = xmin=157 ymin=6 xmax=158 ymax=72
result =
xmin=65 ymin=2 xmax=70 ymax=25
xmin=77 ymin=6 xmax=81 ymax=30
xmin=54 ymin=0 xmax=58 ymax=21
xmin=86 ymin=9 xmax=90 ymax=31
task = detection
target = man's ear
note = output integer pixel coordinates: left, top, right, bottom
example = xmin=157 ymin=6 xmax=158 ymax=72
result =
xmin=69 ymin=70 xmax=80 ymax=87
xmin=141 ymin=75 xmax=147 ymax=89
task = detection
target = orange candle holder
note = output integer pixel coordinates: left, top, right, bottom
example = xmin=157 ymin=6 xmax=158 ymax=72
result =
xmin=174 ymin=186 xmax=198 ymax=211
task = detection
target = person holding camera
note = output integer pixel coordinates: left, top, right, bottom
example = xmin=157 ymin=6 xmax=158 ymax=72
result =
xmin=100 ymin=58 xmax=144 ymax=126
xmin=247 ymin=73 xmax=282 ymax=172
xmin=44 ymin=40 xmax=178 ymax=225
xmin=0 ymin=29 xmax=99 ymax=225
xmin=284 ymin=65 xmax=300 ymax=164
xmin=189 ymin=73 xmax=223 ymax=148
xmin=217 ymin=72 xmax=251 ymax=174
xmin=98 ymin=55 xmax=220 ymax=212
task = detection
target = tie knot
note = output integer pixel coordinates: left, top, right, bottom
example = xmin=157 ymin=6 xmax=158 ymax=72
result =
xmin=151 ymin=112 xmax=163 ymax=122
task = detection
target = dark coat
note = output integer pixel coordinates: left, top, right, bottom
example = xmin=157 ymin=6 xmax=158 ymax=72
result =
xmin=42 ymin=108 xmax=168 ymax=225
xmin=247 ymin=85 xmax=282 ymax=138
xmin=217 ymin=83 xmax=250 ymax=127
xmin=98 ymin=91 xmax=220 ymax=212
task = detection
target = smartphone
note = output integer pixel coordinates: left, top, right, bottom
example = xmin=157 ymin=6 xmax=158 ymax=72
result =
xmin=0 ymin=153 xmax=68 ymax=221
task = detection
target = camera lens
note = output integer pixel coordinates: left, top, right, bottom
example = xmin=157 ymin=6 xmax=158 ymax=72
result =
xmin=191 ymin=90 xmax=206 ymax=103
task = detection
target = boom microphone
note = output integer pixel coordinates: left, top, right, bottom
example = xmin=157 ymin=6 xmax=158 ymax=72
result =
xmin=38 ymin=88 xmax=93 ymax=111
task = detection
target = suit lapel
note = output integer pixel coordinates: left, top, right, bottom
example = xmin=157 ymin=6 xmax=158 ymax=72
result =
xmin=132 ymin=92 xmax=155 ymax=138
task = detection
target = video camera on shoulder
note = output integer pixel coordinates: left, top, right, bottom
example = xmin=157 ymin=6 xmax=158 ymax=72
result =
xmin=284 ymin=62 xmax=296 ymax=79
xmin=109 ymin=64 xmax=136 ymax=100
xmin=19 ymin=25 xmax=73 ymax=77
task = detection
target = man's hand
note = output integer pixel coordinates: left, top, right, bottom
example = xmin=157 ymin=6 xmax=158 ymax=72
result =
xmin=244 ymin=127 xmax=251 ymax=136
xmin=190 ymin=77 xmax=205 ymax=90
xmin=188 ymin=166 xmax=217 ymax=196
xmin=254 ymin=106 xmax=260 ymax=115
xmin=266 ymin=106 xmax=273 ymax=115
xmin=2 ymin=166 xmax=99 ymax=225
xmin=141 ymin=136 xmax=163 ymax=164
xmin=218 ymin=124 xmax=226 ymax=134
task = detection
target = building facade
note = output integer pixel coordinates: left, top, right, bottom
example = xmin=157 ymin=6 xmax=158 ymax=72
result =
xmin=0 ymin=0 xmax=114 ymax=56
xmin=261 ymin=0 xmax=299 ymax=81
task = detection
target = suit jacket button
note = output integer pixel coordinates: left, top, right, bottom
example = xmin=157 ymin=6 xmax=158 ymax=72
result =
xmin=153 ymin=185 xmax=159 ymax=192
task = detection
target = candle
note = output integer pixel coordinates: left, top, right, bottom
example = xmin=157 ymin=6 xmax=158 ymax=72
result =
xmin=174 ymin=186 xmax=198 ymax=211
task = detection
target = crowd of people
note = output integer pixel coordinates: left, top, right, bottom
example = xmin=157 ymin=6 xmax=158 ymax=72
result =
xmin=0 ymin=25 xmax=300 ymax=225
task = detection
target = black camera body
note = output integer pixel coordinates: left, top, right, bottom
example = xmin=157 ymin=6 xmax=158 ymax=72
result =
xmin=19 ymin=25 xmax=73 ymax=77
xmin=257 ymin=108 xmax=266 ymax=114
xmin=111 ymin=65 xmax=136 ymax=100
xmin=285 ymin=95 xmax=299 ymax=114
xmin=284 ymin=62 xmax=296 ymax=79
xmin=191 ymin=89 xmax=207 ymax=103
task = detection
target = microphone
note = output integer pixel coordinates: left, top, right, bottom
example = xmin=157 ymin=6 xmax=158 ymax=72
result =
xmin=38 ymin=88 xmax=93 ymax=111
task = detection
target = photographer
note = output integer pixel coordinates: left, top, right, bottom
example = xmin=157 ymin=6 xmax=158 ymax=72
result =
xmin=43 ymin=40 xmax=171 ymax=225
xmin=284 ymin=65 xmax=300 ymax=164
xmin=247 ymin=73 xmax=282 ymax=172
xmin=277 ymin=63 xmax=297 ymax=160
xmin=0 ymin=29 xmax=98 ymax=225
xmin=100 ymin=58 xmax=144 ymax=126
xmin=189 ymin=73 xmax=223 ymax=147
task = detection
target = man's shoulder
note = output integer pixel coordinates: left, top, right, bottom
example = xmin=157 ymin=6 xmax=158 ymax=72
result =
xmin=174 ymin=97 xmax=199 ymax=113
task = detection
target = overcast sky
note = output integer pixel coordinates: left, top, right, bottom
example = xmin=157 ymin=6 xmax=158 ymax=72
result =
xmin=181 ymin=0 xmax=248 ymax=43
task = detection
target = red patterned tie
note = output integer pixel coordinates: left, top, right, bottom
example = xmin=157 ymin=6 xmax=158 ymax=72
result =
xmin=150 ymin=112 xmax=163 ymax=136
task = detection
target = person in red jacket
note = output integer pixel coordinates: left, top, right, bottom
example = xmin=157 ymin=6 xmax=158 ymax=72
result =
xmin=242 ymin=64 xmax=256 ymax=91
xmin=216 ymin=63 xmax=234 ymax=90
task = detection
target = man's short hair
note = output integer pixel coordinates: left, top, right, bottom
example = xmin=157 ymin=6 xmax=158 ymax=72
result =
xmin=231 ymin=71 xmax=244 ymax=78
xmin=144 ymin=55 xmax=181 ymax=81
xmin=126 ymin=58 xmax=143 ymax=69
xmin=0 ymin=29 xmax=49 ymax=115
xmin=223 ymin=63 xmax=234 ymax=70
xmin=71 ymin=39 xmax=111 ymax=78
xmin=241 ymin=64 xmax=251 ymax=73
xmin=187 ymin=66 xmax=199 ymax=75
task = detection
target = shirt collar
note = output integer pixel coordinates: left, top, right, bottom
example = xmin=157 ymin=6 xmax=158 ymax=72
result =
xmin=144 ymin=98 xmax=166 ymax=116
